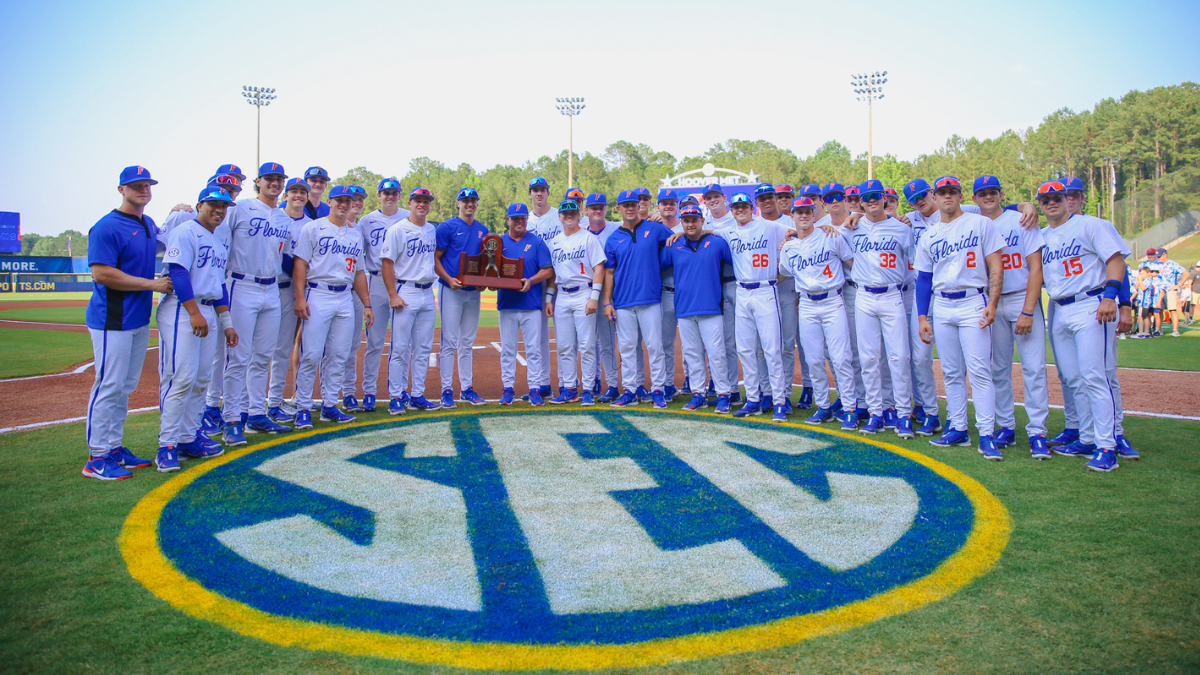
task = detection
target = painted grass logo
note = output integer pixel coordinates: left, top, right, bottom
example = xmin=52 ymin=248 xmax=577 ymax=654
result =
xmin=122 ymin=409 xmax=1010 ymax=670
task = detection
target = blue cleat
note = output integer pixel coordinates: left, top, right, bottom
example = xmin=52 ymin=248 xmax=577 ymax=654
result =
xmin=760 ymin=395 xmax=773 ymax=412
xmin=440 ymin=389 xmax=457 ymax=409
xmin=82 ymin=454 xmax=132 ymax=481
xmin=1054 ymin=440 xmax=1097 ymax=457
xmin=408 ymin=395 xmax=441 ymax=411
xmin=155 ymin=446 xmax=181 ymax=473
xmin=916 ymin=414 xmax=942 ymax=437
xmin=1086 ymin=448 xmax=1119 ymax=472
xmin=652 ymin=389 xmax=668 ymax=409
xmin=783 ymin=397 xmax=793 ymax=414
xmin=635 ymin=385 xmax=652 ymax=403
xmin=179 ymin=440 xmax=224 ymax=459
xmin=528 ymin=389 xmax=545 ymax=406
xmin=798 ymin=387 xmax=814 ymax=410
xmin=733 ymin=400 xmax=762 ymax=418
xmin=805 ymin=407 xmax=834 ymax=425
xmin=342 ymin=395 xmax=362 ymax=412
xmin=200 ymin=406 xmax=224 ymax=433
xmin=771 ymin=404 xmax=787 ymax=422
xmin=883 ymin=408 xmax=899 ymax=429
xmin=1115 ymin=434 xmax=1139 ymax=460
xmin=683 ymin=393 xmax=708 ymax=411
xmin=580 ymin=391 xmax=595 ymax=406
xmin=912 ymin=405 xmax=927 ymax=420
xmin=860 ymin=414 xmax=886 ymax=434
xmin=979 ymin=435 xmax=1003 ymax=461
xmin=459 ymin=387 xmax=486 ymax=406
xmin=1029 ymin=434 xmax=1051 ymax=460
xmin=729 ymin=390 xmax=742 ymax=405
xmin=681 ymin=377 xmax=691 ymax=395
xmin=895 ymin=417 xmax=915 ymax=439
xmin=599 ymin=386 xmax=619 ymax=403
xmin=245 ymin=415 xmax=289 ymax=434
xmin=714 ymin=394 xmax=732 ymax=414
xmin=929 ymin=427 xmax=972 ymax=447
xmin=664 ymin=384 xmax=678 ymax=400
xmin=705 ymin=379 xmax=717 ymax=400
xmin=993 ymin=427 xmax=1016 ymax=448
xmin=388 ymin=397 xmax=406 ymax=415
xmin=1048 ymin=428 xmax=1080 ymax=447
xmin=361 ymin=394 xmax=377 ymax=412
xmin=221 ymin=422 xmax=247 ymax=447
xmin=840 ymin=411 xmax=858 ymax=431
xmin=293 ymin=409 xmax=313 ymax=429
xmin=855 ymin=407 xmax=871 ymax=421
xmin=268 ymin=406 xmax=293 ymax=424
xmin=830 ymin=397 xmax=843 ymax=414
xmin=109 ymin=446 xmax=152 ymax=469
xmin=592 ymin=378 xmax=602 ymax=396
xmin=499 ymin=388 xmax=515 ymax=405
xmin=401 ymin=391 xmax=411 ymax=408
xmin=610 ymin=389 xmax=638 ymax=407
xmin=321 ymin=406 xmax=355 ymax=423
xmin=550 ymin=388 xmax=578 ymax=404
xmin=539 ymin=384 xmax=552 ymax=398
xmin=194 ymin=431 xmax=221 ymax=452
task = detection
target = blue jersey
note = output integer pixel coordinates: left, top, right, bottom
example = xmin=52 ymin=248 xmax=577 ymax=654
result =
xmin=86 ymin=209 xmax=159 ymax=331
xmin=604 ymin=219 xmax=673 ymax=309
xmin=659 ymin=233 xmax=731 ymax=317
xmin=435 ymin=216 xmax=491 ymax=287
xmin=496 ymin=233 xmax=552 ymax=311
xmin=304 ymin=201 xmax=331 ymax=221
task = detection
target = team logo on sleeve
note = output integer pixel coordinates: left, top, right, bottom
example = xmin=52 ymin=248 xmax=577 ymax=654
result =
xmin=166 ymin=247 xmax=181 ymax=258
xmin=123 ymin=410 xmax=1008 ymax=670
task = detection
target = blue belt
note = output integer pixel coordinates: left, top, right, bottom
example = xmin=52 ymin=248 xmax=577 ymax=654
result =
xmin=844 ymin=280 xmax=858 ymax=288
xmin=560 ymin=283 xmax=593 ymax=293
xmin=199 ymin=298 xmax=217 ymax=306
xmin=278 ymin=281 xmax=291 ymax=290
xmin=368 ymin=270 xmax=380 ymax=276
xmin=399 ymin=280 xmax=433 ymax=289
xmin=722 ymin=276 xmax=736 ymax=284
xmin=805 ymin=288 xmax=843 ymax=301
xmin=1055 ymin=286 xmax=1104 ymax=306
xmin=739 ymin=280 xmax=777 ymax=290
xmin=940 ymin=288 xmax=984 ymax=299
xmin=307 ymin=282 xmax=347 ymax=292
xmin=231 ymin=272 xmax=276 ymax=285
xmin=863 ymin=283 xmax=907 ymax=294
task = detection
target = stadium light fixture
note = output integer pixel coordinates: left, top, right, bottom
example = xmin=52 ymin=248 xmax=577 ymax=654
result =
xmin=242 ymin=86 xmax=277 ymax=171
xmin=556 ymin=97 xmax=586 ymax=188
xmin=850 ymin=72 xmax=887 ymax=179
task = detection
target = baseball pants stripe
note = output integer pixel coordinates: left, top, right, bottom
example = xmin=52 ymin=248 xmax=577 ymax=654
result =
xmin=157 ymin=296 xmax=217 ymax=446
xmin=438 ymin=286 xmax=482 ymax=392
xmin=855 ymin=288 xmax=912 ymax=418
xmin=553 ymin=290 xmax=597 ymax=390
xmin=332 ymin=292 xmax=364 ymax=397
xmin=387 ymin=285 xmax=436 ymax=399
xmin=678 ymin=314 xmax=730 ymax=395
xmin=295 ymin=289 xmax=354 ymax=411
xmin=616 ymin=303 xmax=665 ymax=392
xmin=736 ymin=286 xmax=786 ymax=402
xmin=267 ymin=283 xmax=297 ymax=409
xmin=499 ymin=309 xmax=543 ymax=390
xmin=222 ymin=280 xmax=280 ymax=422
xmin=991 ymin=293 xmax=1049 ymax=437
xmin=932 ymin=293 xmax=996 ymax=436
xmin=799 ymin=295 xmax=857 ymax=410
xmin=86 ymin=325 xmax=150 ymax=457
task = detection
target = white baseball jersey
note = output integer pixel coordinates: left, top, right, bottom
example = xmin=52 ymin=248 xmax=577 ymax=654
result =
xmin=228 ymin=198 xmax=288 ymax=278
xmin=529 ymin=209 xmax=562 ymax=247
xmin=715 ymin=217 xmax=789 ymax=283
xmin=550 ymin=228 xmax=606 ymax=288
xmin=990 ymin=209 xmax=1045 ymax=294
xmin=269 ymin=208 xmax=310 ymax=282
xmin=359 ymin=208 xmax=410 ymax=273
xmin=1041 ymin=214 xmax=1130 ymax=300
xmin=915 ymin=212 xmax=1004 ymax=292
xmin=906 ymin=205 xmax=982 ymax=283
xmin=707 ymin=212 xmax=737 ymax=279
xmin=292 ymin=218 xmax=365 ymax=286
xmin=779 ymin=231 xmax=854 ymax=294
xmin=162 ymin=219 xmax=228 ymax=301
xmin=381 ymin=219 xmax=437 ymax=283
xmin=585 ymin=221 xmax=621 ymax=248
xmin=848 ymin=217 xmax=913 ymax=288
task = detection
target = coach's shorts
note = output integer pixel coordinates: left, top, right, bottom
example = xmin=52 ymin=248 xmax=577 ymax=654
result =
xmin=1192 ymin=291 xmax=1199 ymax=307
xmin=1167 ymin=293 xmax=1180 ymax=311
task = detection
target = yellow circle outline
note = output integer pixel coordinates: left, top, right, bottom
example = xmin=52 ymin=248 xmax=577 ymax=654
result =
xmin=121 ymin=407 xmax=1010 ymax=670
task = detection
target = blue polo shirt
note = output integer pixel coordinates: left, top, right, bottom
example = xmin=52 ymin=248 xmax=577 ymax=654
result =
xmin=86 ymin=209 xmax=159 ymax=331
xmin=660 ymin=233 xmax=732 ymax=317
xmin=604 ymin=219 xmax=673 ymax=309
xmin=496 ymin=233 xmax=552 ymax=311
xmin=304 ymin=201 xmax=331 ymax=220
xmin=435 ymin=216 xmax=491 ymax=288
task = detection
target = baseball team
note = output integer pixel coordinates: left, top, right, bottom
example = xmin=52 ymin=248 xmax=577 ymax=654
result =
xmin=80 ymin=163 xmax=1143 ymax=481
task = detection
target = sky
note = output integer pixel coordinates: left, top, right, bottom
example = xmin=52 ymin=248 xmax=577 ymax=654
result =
xmin=1 ymin=0 xmax=1198 ymax=237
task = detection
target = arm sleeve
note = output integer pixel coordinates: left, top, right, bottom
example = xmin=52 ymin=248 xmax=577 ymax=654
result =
xmin=917 ymin=271 xmax=934 ymax=317
xmin=1118 ymin=270 xmax=1131 ymax=304
xmin=168 ymin=263 xmax=195 ymax=303
xmin=281 ymin=254 xmax=295 ymax=276
xmin=218 ymin=282 xmax=230 ymax=308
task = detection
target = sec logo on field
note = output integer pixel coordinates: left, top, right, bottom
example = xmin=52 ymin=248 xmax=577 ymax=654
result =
xmin=122 ymin=409 xmax=1009 ymax=670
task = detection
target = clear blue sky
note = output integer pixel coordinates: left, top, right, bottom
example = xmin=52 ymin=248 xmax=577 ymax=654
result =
xmin=2 ymin=0 xmax=1197 ymax=236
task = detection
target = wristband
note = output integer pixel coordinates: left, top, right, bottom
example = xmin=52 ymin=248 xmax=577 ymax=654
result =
xmin=544 ymin=292 xmax=555 ymax=303
xmin=1119 ymin=301 xmax=1131 ymax=308
xmin=360 ymin=296 xmax=369 ymax=305
xmin=1105 ymin=279 xmax=1122 ymax=289
xmin=1020 ymin=311 xmax=1034 ymax=318
xmin=1102 ymin=286 xmax=1120 ymax=300
xmin=589 ymin=288 xmax=601 ymax=301
xmin=604 ymin=303 xmax=613 ymax=308
xmin=218 ymin=312 xmax=233 ymax=332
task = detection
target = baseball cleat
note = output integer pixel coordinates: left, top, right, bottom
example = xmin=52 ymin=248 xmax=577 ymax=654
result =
xmin=783 ymin=397 xmax=794 ymax=414
xmin=549 ymin=388 xmax=578 ymax=404
xmin=929 ymin=428 xmax=972 ymax=447
xmin=293 ymin=410 xmax=314 ymax=429
xmin=860 ymin=415 xmax=886 ymax=435
xmin=459 ymin=387 xmax=486 ymax=406
xmin=912 ymin=405 xmax=927 ymax=420
xmin=651 ymin=389 xmax=668 ymax=409
xmin=664 ymin=385 xmax=678 ymax=400
xmin=830 ymin=397 xmax=843 ymax=414
xmin=1054 ymin=440 xmax=1097 ymax=457
xmin=599 ymin=386 xmax=619 ymax=403
xmin=733 ymin=400 xmax=762 ymax=418
xmin=797 ymin=387 xmax=814 ymax=410
xmin=499 ymin=388 xmax=515 ymax=405
xmin=840 ymin=412 xmax=858 ymax=431
xmin=883 ymin=408 xmax=899 ymax=429
xmin=916 ymin=414 xmax=942 ymax=437
xmin=200 ymin=406 xmax=224 ymax=433
xmin=592 ymin=378 xmax=602 ymax=396
xmin=771 ymin=404 xmax=787 ymax=423
xmin=155 ymin=447 xmax=181 ymax=473
xmin=361 ymin=394 xmax=377 ymax=412
xmin=683 ymin=393 xmax=708 ymax=411
xmin=635 ymin=385 xmax=652 ymax=403
xmin=1029 ymin=435 xmax=1051 ymax=460
xmin=680 ymin=377 xmax=691 ymax=395
xmin=221 ymin=423 xmax=247 ymax=447
xmin=408 ymin=395 xmax=441 ymax=411
xmin=245 ymin=415 xmax=289 ymax=434
xmin=194 ymin=431 xmax=221 ymax=452
xmin=610 ymin=390 xmax=638 ymax=407
xmin=729 ymin=391 xmax=742 ymax=405
xmin=82 ymin=454 xmax=132 ymax=481
xmin=805 ymin=407 xmax=834 ymax=425
xmin=579 ymin=391 xmax=595 ymax=406
xmin=388 ymin=397 xmax=406 ymax=415
xmin=855 ymin=407 xmax=871 ymax=422
xmin=895 ymin=417 xmax=915 ymax=439
xmin=978 ymin=436 xmax=1003 ymax=461
xmin=342 ymin=395 xmax=362 ymax=412
xmin=528 ymin=389 xmax=545 ymax=406
xmin=400 ymin=391 xmax=411 ymax=408
xmin=539 ymin=385 xmax=553 ymax=399
xmin=440 ymin=389 xmax=457 ymax=409
xmin=109 ymin=446 xmax=152 ymax=469
xmin=760 ymin=395 xmax=773 ymax=412
xmin=714 ymin=394 xmax=732 ymax=414
xmin=705 ymin=379 xmax=717 ymax=400
xmin=1086 ymin=448 xmax=1119 ymax=472
xmin=268 ymin=406 xmax=294 ymax=424
xmin=320 ymin=406 xmax=355 ymax=424
xmin=1115 ymin=435 xmax=1140 ymax=460
xmin=1047 ymin=428 xmax=1080 ymax=447
xmin=993 ymin=427 xmax=1016 ymax=448
xmin=179 ymin=441 xmax=224 ymax=459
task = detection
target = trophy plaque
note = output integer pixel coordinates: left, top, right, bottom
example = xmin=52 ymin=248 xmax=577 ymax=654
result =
xmin=458 ymin=233 xmax=525 ymax=290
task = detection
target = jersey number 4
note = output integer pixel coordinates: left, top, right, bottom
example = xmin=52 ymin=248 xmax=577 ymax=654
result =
xmin=821 ymin=264 xmax=833 ymax=278
xmin=751 ymin=253 xmax=769 ymax=268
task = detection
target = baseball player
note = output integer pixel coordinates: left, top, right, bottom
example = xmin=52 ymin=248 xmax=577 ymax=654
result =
xmin=265 ymin=178 xmax=312 ymax=425
xmin=355 ymin=178 xmax=409 ymax=412
xmin=660 ymin=204 xmax=735 ymax=413
xmin=883 ymin=187 xmax=901 ymax=216
xmin=656 ymin=189 xmax=683 ymax=399
xmin=751 ymin=183 xmax=807 ymax=413
xmin=433 ymin=187 xmax=490 ymax=408
xmin=496 ymin=203 xmax=554 ymax=405
xmin=330 ymin=185 xmax=368 ymax=410
xmin=915 ymin=176 xmax=1006 ymax=459
xmin=715 ymin=192 xmax=791 ymax=421
xmin=973 ymin=176 xmax=1051 ymax=458
xmin=703 ymin=182 xmax=742 ymax=404
xmin=844 ymin=184 xmax=863 ymax=213
xmin=1035 ymin=180 xmax=1130 ymax=471
xmin=815 ymin=182 xmax=869 ymax=420
xmin=780 ymin=197 xmax=859 ymax=430
xmin=602 ymin=190 xmax=673 ymax=409
xmin=546 ymin=200 xmax=606 ymax=404
xmin=847 ymin=180 xmax=915 ymax=438
xmin=381 ymin=187 xmax=441 ymax=414
xmin=583 ymin=193 xmax=622 ymax=401
xmin=634 ymin=187 xmax=653 ymax=220
xmin=526 ymin=177 xmax=559 ymax=399
xmin=303 ymin=166 xmax=332 ymax=220
xmin=774 ymin=184 xmax=814 ymax=409
xmin=157 ymin=173 xmax=243 ymax=254
xmin=219 ymin=162 xmax=289 ymax=446
xmin=156 ymin=187 xmax=240 ymax=471
xmin=82 ymin=166 xmax=172 ymax=480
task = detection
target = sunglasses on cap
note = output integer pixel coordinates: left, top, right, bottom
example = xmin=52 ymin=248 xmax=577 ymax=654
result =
xmin=214 ymin=175 xmax=241 ymax=187
xmin=823 ymin=193 xmax=845 ymax=203
xmin=1037 ymin=181 xmax=1066 ymax=195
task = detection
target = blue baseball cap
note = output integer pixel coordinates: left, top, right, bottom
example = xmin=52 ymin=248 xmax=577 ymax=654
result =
xmin=215 ymin=164 xmax=246 ymax=181
xmin=730 ymin=192 xmax=752 ymax=206
xmin=616 ymin=190 xmax=639 ymax=205
xmin=903 ymin=179 xmax=931 ymax=204
xmin=585 ymin=193 xmax=607 ymax=207
xmin=456 ymin=187 xmax=480 ymax=201
xmin=973 ymin=175 xmax=1002 ymax=193
xmin=377 ymin=177 xmax=401 ymax=192
xmin=679 ymin=205 xmax=704 ymax=219
xmin=791 ymin=197 xmax=818 ymax=211
xmin=702 ymin=183 xmax=724 ymax=196
xmin=860 ymin=179 xmax=884 ymax=196
xmin=565 ymin=187 xmax=585 ymax=201
xmin=775 ymin=184 xmax=795 ymax=196
xmin=304 ymin=166 xmax=329 ymax=181
xmin=327 ymin=185 xmax=355 ymax=200
xmin=844 ymin=184 xmax=861 ymax=197
xmin=1061 ymin=176 xmax=1084 ymax=193
xmin=633 ymin=187 xmax=651 ymax=198
xmin=284 ymin=177 xmax=310 ymax=193
xmin=258 ymin=162 xmax=286 ymax=178
xmin=507 ymin=203 xmax=530 ymax=218
xmin=349 ymin=185 xmax=367 ymax=199
xmin=119 ymin=165 xmax=158 ymax=186
xmin=798 ymin=184 xmax=821 ymax=197
xmin=558 ymin=200 xmax=580 ymax=213
xmin=753 ymin=182 xmax=776 ymax=199
xmin=528 ymin=177 xmax=549 ymax=190
xmin=197 ymin=186 xmax=235 ymax=204
xmin=409 ymin=187 xmax=434 ymax=200
xmin=1037 ymin=180 xmax=1067 ymax=197
xmin=680 ymin=194 xmax=700 ymax=206
xmin=933 ymin=176 xmax=962 ymax=191
xmin=657 ymin=189 xmax=678 ymax=202
xmin=207 ymin=174 xmax=242 ymax=191
xmin=821 ymin=182 xmax=845 ymax=197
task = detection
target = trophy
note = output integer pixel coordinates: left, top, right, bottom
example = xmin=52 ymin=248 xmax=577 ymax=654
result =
xmin=458 ymin=233 xmax=525 ymax=290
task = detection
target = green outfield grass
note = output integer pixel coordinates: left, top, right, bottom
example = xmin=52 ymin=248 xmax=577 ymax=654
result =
xmin=0 ymin=402 xmax=1196 ymax=674
xmin=0 ymin=291 xmax=93 ymax=302
xmin=0 ymin=328 xmax=95 ymax=378
xmin=1164 ymin=232 xmax=1200 ymax=267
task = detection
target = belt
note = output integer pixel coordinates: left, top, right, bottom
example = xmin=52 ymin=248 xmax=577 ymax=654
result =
xmin=399 ymin=280 xmax=433 ymax=289
xmin=1055 ymin=286 xmax=1104 ymax=306
xmin=739 ymin=280 xmax=777 ymax=290
xmin=804 ymin=288 xmax=843 ymax=301
xmin=1001 ymin=289 xmax=1024 ymax=296
xmin=231 ymin=272 xmax=276 ymax=285
xmin=863 ymin=283 xmax=907 ymax=294
xmin=560 ymin=283 xmax=593 ymax=293
xmin=722 ymin=276 xmax=736 ymax=284
xmin=307 ymin=282 xmax=347 ymax=292
xmin=662 ymin=285 xmax=675 ymax=293
xmin=278 ymin=281 xmax=292 ymax=290
xmin=939 ymin=288 xmax=984 ymax=299
xmin=368 ymin=270 xmax=380 ymax=276
xmin=199 ymin=298 xmax=217 ymax=306
xmin=844 ymin=280 xmax=858 ymax=288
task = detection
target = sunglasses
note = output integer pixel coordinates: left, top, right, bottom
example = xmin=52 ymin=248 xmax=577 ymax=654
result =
xmin=823 ymin=194 xmax=845 ymax=203
xmin=846 ymin=195 xmax=862 ymax=201
xmin=861 ymin=192 xmax=884 ymax=203
xmin=1038 ymin=196 xmax=1064 ymax=204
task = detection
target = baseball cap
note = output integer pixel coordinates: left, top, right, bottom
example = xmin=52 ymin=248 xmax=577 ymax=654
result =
xmin=215 ymin=164 xmax=246 ymax=181
xmin=507 ymin=203 xmax=530 ymax=218
xmin=903 ymin=178 xmax=931 ymax=203
xmin=730 ymin=193 xmax=752 ymax=206
xmin=528 ymin=177 xmax=549 ymax=190
xmin=791 ymin=197 xmax=817 ymax=211
xmin=884 ymin=187 xmax=898 ymax=197
xmin=633 ymin=187 xmax=651 ymax=198
xmin=258 ymin=162 xmax=286 ymax=178
xmin=208 ymin=173 xmax=242 ymax=190
xmin=702 ymin=183 xmax=724 ymax=196
xmin=680 ymin=194 xmax=700 ymax=206
xmin=304 ymin=166 xmax=330 ymax=181
xmin=679 ymin=205 xmax=704 ymax=219
xmin=1036 ymin=180 xmax=1066 ymax=196
xmin=821 ymin=182 xmax=845 ymax=197
xmin=844 ymin=185 xmax=861 ymax=197
xmin=973 ymin=175 xmax=1002 ymax=193
xmin=119 ymin=165 xmax=158 ymax=186
xmin=753 ymin=182 xmax=776 ymax=199
xmin=565 ymin=187 xmax=585 ymax=201
xmin=456 ymin=187 xmax=480 ymax=201
xmin=616 ymin=190 xmax=639 ymax=205
xmin=197 ymin=186 xmax=235 ymax=204
xmin=933 ymin=175 xmax=962 ymax=191
xmin=1146 ymin=248 xmax=1158 ymax=256
xmin=1156 ymin=248 xmax=1167 ymax=256
xmin=558 ymin=200 xmax=580 ymax=213
xmin=327 ymin=185 xmax=355 ymax=200
xmin=349 ymin=185 xmax=367 ymax=199
xmin=1061 ymin=176 xmax=1085 ymax=193
xmin=775 ymin=184 xmax=795 ymax=196
xmin=284 ymin=177 xmax=311 ymax=193
xmin=799 ymin=184 xmax=822 ymax=198
xmin=585 ymin=192 xmax=608 ymax=206
xmin=657 ymin=189 xmax=678 ymax=202
xmin=377 ymin=177 xmax=401 ymax=192
xmin=860 ymin=179 xmax=884 ymax=196
xmin=409 ymin=187 xmax=434 ymax=200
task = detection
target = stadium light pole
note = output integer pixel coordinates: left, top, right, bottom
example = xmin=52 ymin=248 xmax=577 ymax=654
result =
xmin=556 ymin=97 xmax=585 ymax=188
xmin=242 ymin=86 xmax=276 ymax=171
xmin=851 ymin=72 xmax=887 ymax=179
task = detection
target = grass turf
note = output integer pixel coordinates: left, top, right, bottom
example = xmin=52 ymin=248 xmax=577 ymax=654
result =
xmin=0 ymin=328 xmax=95 ymax=378
xmin=1 ymin=402 xmax=1197 ymax=674
xmin=0 ymin=291 xmax=92 ymax=302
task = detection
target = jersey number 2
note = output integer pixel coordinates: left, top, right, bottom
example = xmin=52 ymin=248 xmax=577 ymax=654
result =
xmin=966 ymin=252 xmax=977 ymax=268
